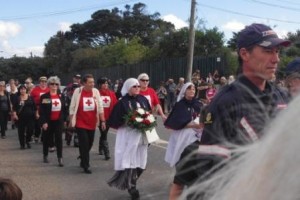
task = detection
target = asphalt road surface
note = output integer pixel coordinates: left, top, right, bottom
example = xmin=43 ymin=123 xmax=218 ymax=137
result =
xmin=1 ymin=118 xmax=175 ymax=200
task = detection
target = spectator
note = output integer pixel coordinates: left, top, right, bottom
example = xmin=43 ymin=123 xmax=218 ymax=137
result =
xmin=156 ymin=81 xmax=168 ymax=114
xmin=285 ymin=57 xmax=300 ymax=98
xmin=166 ymin=78 xmax=177 ymax=113
xmin=0 ymin=177 xmax=22 ymax=200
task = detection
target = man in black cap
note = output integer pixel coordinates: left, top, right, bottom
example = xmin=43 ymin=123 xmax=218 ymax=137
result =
xmin=169 ymin=23 xmax=291 ymax=199
xmin=285 ymin=57 xmax=300 ymax=98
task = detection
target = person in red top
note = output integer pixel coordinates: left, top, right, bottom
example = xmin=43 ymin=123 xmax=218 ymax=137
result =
xmin=97 ymin=77 xmax=118 ymax=160
xmin=39 ymin=76 xmax=67 ymax=167
xmin=30 ymin=76 xmax=49 ymax=143
xmin=205 ymin=82 xmax=217 ymax=103
xmin=137 ymin=73 xmax=167 ymax=121
xmin=69 ymin=74 xmax=106 ymax=174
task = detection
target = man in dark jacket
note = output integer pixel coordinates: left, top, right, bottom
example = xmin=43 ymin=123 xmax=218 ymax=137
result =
xmin=169 ymin=23 xmax=291 ymax=199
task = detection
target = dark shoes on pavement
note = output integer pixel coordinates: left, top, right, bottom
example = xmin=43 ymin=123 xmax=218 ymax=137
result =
xmin=84 ymin=168 xmax=92 ymax=174
xmin=128 ymin=188 xmax=140 ymax=200
xmin=58 ymin=158 xmax=64 ymax=167
xmin=43 ymin=156 xmax=49 ymax=163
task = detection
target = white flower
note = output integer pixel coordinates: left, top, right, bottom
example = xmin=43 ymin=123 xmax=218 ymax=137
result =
xmin=146 ymin=114 xmax=155 ymax=123
xmin=136 ymin=108 xmax=145 ymax=115
xmin=135 ymin=117 xmax=143 ymax=122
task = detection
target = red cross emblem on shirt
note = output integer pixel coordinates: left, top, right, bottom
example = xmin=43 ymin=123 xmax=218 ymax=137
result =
xmin=103 ymin=97 xmax=109 ymax=104
xmin=53 ymin=100 xmax=59 ymax=107
xmin=86 ymin=99 xmax=93 ymax=106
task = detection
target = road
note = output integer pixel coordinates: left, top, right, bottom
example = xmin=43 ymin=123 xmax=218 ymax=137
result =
xmin=0 ymin=118 xmax=175 ymax=200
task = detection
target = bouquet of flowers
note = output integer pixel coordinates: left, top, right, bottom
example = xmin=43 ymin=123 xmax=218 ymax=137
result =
xmin=124 ymin=108 xmax=157 ymax=133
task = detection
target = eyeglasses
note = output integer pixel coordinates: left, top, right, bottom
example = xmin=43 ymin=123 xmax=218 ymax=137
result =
xmin=132 ymin=85 xmax=140 ymax=88
xmin=140 ymin=79 xmax=149 ymax=82
xmin=50 ymin=83 xmax=59 ymax=86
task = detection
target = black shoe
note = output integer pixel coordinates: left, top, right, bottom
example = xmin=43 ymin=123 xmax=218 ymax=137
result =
xmin=27 ymin=143 xmax=31 ymax=149
xmin=128 ymin=188 xmax=140 ymax=200
xmin=99 ymin=149 xmax=103 ymax=155
xmin=104 ymin=155 xmax=111 ymax=160
xmin=1 ymin=136 xmax=6 ymax=139
xmin=20 ymin=146 xmax=25 ymax=150
xmin=43 ymin=156 xmax=49 ymax=163
xmin=12 ymin=124 xmax=15 ymax=129
xmin=66 ymin=141 xmax=70 ymax=146
xmin=84 ymin=168 xmax=92 ymax=174
xmin=58 ymin=158 xmax=64 ymax=167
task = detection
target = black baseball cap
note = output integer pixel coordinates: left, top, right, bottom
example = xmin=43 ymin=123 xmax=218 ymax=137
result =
xmin=237 ymin=23 xmax=291 ymax=50
xmin=286 ymin=57 xmax=300 ymax=76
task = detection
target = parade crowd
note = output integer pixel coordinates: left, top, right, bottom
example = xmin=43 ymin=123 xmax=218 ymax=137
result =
xmin=2 ymin=23 xmax=300 ymax=200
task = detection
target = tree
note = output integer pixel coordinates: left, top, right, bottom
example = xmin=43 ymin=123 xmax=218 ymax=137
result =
xmin=157 ymin=26 xmax=225 ymax=58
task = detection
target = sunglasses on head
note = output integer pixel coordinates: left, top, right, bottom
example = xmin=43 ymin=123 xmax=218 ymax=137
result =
xmin=50 ymin=83 xmax=59 ymax=86
xmin=140 ymin=79 xmax=149 ymax=82
xmin=132 ymin=85 xmax=140 ymax=88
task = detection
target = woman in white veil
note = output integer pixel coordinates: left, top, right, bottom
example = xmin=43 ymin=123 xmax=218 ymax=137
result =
xmin=180 ymin=94 xmax=300 ymax=200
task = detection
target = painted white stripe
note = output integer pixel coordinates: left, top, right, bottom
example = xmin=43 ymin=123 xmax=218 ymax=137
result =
xmin=198 ymin=145 xmax=231 ymax=158
xmin=240 ymin=117 xmax=258 ymax=142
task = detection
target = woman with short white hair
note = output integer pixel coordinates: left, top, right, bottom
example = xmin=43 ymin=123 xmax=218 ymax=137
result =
xmin=40 ymin=76 xmax=67 ymax=167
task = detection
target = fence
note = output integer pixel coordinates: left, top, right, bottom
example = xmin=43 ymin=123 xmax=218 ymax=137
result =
xmin=61 ymin=54 xmax=227 ymax=88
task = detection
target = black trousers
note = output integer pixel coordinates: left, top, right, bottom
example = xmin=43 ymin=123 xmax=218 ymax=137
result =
xmin=76 ymin=127 xmax=95 ymax=169
xmin=99 ymin=126 xmax=109 ymax=145
xmin=0 ymin=110 xmax=9 ymax=136
xmin=34 ymin=118 xmax=41 ymax=138
xmin=42 ymin=120 xmax=63 ymax=158
xmin=17 ymin=116 xmax=34 ymax=147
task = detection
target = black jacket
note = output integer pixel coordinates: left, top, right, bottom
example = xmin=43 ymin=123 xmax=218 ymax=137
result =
xmin=39 ymin=92 xmax=67 ymax=125
xmin=174 ymin=75 xmax=290 ymax=186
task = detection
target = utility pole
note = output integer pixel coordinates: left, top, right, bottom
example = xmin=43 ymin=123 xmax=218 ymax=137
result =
xmin=186 ymin=0 xmax=196 ymax=82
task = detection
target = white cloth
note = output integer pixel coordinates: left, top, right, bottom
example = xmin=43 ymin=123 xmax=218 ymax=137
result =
xmin=165 ymin=121 xmax=202 ymax=167
xmin=177 ymin=82 xmax=194 ymax=102
xmin=121 ymin=78 xmax=140 ymax=96
xmin=114 ymin=126 xmax=148 ymax=170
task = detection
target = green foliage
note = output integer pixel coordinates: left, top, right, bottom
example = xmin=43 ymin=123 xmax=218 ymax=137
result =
xmin=100 ymin=37 xmax=149 ymax=67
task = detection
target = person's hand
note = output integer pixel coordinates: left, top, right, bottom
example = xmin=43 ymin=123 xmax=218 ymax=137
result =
xmin=161 ymin=115 xmax=167 ymax=122
xmin=13 ymin=115 xmax=18 ymax=121
xmin=101 ymin=121 xmax=106 ymax=130
xmin=42 ymin=123 xmax=48 ymax=130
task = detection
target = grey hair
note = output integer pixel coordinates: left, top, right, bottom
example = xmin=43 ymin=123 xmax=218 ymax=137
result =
xmin=181 ymin=94 xmax=300 ymax=200
xmin=47 ymin=76 xmax=61 ymax=86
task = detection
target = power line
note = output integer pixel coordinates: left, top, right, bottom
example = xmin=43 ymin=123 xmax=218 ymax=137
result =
xmin=273 ymin=0 xmax=300 ymax=6
xmin=0 ymin=0 xmax=138 ymax=21
xmin=198 ymin=2 xmax=300 ymax=25
xmin=246 ymin=0 xmax=300 ymax=12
